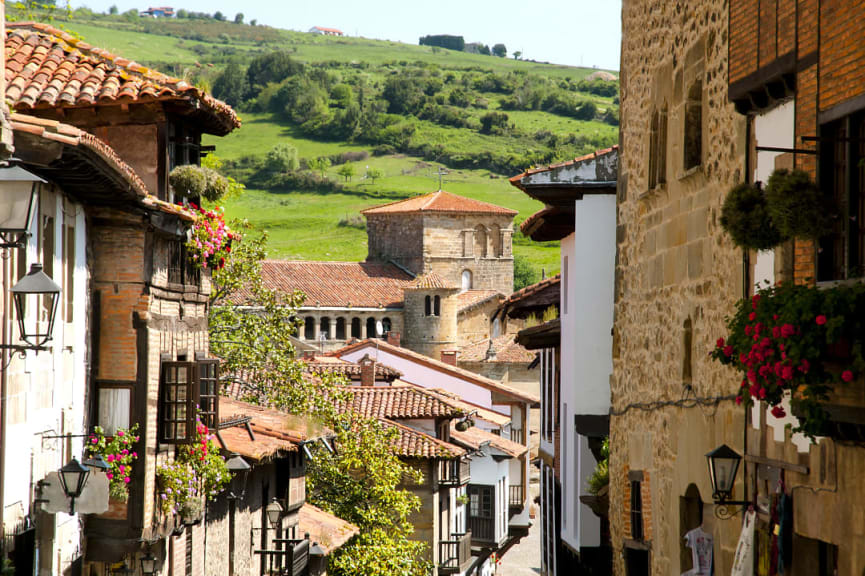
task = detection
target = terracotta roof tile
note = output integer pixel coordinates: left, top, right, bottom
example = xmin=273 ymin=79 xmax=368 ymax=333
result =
xmin=456 ymin=290 xmax=502 ymax=312
xmin=508 ymin=146 xmax=619 ymax=188
xmin=458 ymin=335 xmax=536 ymax=364
xmin=379 ymin=418 xmax=465 ymax=459
xmin=361 ymin=190 xmax=518 ymax=216
xmin=6 ymin=23 xmax=240 ymax=135
xmin=422 ymin=388 xmax=512 ymax=427
xmin=450 ymin=424 xmax=528 ymax=458
xmin=501 ymin=275 xmax=561 ymax=307
xmin=406 ymin=270 xmax=457 ymax=290
xmin=298 ymin=503 xmax=359 ymax=555
xmin=237 ymin=260 xmax=413 ymax=308
xmin=331 ymin=339 xmax=541 ymax=405
xmin=304 ymin=361 xmax=402 ymax=381
xmin=336 ymin=384 xmax=465 ymax=420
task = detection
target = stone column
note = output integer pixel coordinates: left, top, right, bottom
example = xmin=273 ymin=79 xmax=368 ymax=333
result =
xmin=361 ymin=317 xmax=367 ymax=339
xmin=328 ymin=317 xmax=336 ymax=340
xmin=312 ymin=314 xmax=320 ymax=341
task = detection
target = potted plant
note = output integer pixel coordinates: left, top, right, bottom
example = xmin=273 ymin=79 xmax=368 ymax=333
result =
xmin=156 ymin=415 xmax=230 ymax=519
xmin=764 ymin=168 xmax=831 ymax=241
xmin=185 ymin=205 xmax=238 ymax=271
xmin=86 ymin=424 xmax=140 ymax=502
xmin=712 ymin=281 xmax=865 ymax=437
xmin=720 ymin=182 xmax=785 ymax=251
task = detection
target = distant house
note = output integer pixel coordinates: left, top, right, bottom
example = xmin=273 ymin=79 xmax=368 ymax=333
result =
xmin=140 ymin=6 xmax=175 ymax=17
xmin=309 ymin=26 xmax=344 ymax=36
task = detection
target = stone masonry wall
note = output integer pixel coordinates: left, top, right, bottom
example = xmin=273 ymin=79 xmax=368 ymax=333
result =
xmin=366 ymin=213 xmax=424 ymax=274
xmin=612 ymin=0 xmax=748 ymax=574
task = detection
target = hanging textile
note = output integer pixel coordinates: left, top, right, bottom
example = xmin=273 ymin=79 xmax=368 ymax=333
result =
xmin=731 ymin=510 xmax=756 ymax=576
xmin=683 ymin=526 xmax=713 ymax=575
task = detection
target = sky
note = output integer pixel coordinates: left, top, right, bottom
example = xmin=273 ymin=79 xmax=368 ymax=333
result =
xmin=68 ymin=0 xmax=623 ymax=70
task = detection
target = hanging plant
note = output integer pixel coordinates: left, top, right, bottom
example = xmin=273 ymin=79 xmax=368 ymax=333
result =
xmin=169 ymin=165 xmax=231 ymax=203
xmin=764 ymin=168 xmax=831 ymax=240
xmin=86 ymin=424 xmax=140 ymax=502
xmin=186 ymin=204 xmax=238 ymax=270
xmin=711 ymin=281 xmax=865 ymax=437
xmin=720 ymin=182 xmax=785 ymax=250
xmin=156 ymin=415 xmax=230 ymax=516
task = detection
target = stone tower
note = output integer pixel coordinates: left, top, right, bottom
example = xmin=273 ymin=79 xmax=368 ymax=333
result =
xmin=401 ymin=270 xmax=460 ymax=359
xmin=362 ymin=190 xmax=518 ymax=294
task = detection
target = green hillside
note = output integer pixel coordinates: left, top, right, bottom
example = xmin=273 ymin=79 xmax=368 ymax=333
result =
xmin=41 ymin=10 xmax=620 ymax=278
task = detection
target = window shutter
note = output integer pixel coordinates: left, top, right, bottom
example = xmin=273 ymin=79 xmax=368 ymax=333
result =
xmin=159 ymin=361 xmax=198 ymax=443
xmin=197 ymin=359 xmax=220 ymax=430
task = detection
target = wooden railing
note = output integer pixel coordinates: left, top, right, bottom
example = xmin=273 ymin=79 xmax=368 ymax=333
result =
xmin=509 ymin=427 xmax=525 ymax=445
xmin=468 ymin=514 xmax=496 ymax=544
xmin=509 ymin=484 xmax=524 ymax=509
xmin=256 ymin=538 xmax=310 ymax=576
xmin=438 ymin=532 xmax=472 ymax=575
xmin=439 ymin=458 xmax=471 ymax=486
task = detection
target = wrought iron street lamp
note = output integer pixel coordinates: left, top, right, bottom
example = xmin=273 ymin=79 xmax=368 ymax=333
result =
xmin=0 ymin=164 xmax=43 ymax=249
xmin=10 ymin=263 xmax=61 ymax=349
xmin=266 ymin=497 xmax=283 ymax=529
xmin=706 ymin=444 xmax=749 ymax=519
xmin=225 ymin=453 xmax=250 ymax=499
xmin=82 ymin=453 xmax=111 ymax=471
xmin=58 ymin=457 xmax=90 ymax=514
xmin=140 ymin=551 xmax=157 ymax=576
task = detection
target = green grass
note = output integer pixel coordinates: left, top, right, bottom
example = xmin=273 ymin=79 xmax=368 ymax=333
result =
xmin=62 ymin=22 xmax=205 ymax=66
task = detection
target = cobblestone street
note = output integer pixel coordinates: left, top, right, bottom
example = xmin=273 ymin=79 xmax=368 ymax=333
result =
xmin=497 ymin=474 xmax=540 ymax=576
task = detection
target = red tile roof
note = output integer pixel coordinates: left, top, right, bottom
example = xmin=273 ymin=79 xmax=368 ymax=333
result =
xmin=450 ymin=424 xmax=528 ymax=458
xmin=304 ymin=361 xmax=402 ymax=381
xmin=331 ymin=339 xmax=541 ymax=405
xmin=422 ymin=388 xmax=512 ymax=427
xmin=361 ymin=190 xmax=518 ymax=216
xmin=458 ymin=335 xmax=536 ymax=364
xmin=508 ymin=146 xmax=619 ymax=189
xmin=406 ymin=270 xmax=457 ymax=290
xmin=5 ymin=22 xmax=240 ymax=135
xmin=337 ymin=384 xmax=465 ymax=420
xmin=457 ymin=290 xmax=502 ymax=312
xmin=241 ymin=260 xmax=414 ymax=308
xmin=501 ymin=275 xmax=561 ymax=308
xmin=379 ymin=418 xmax=465 ymax=459
xmin=298 ymin=503 xmax=359 ymax=555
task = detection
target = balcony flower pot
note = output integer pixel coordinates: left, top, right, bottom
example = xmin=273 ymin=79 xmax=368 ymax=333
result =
xmin=180 ymin=499 xmax=203 ymax=526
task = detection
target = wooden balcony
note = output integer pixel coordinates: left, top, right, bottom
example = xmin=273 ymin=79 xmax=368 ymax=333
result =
xmin=255 ymin=538 xmax=310 ymax=576
xmin=509 ymin=427 xmax=525 ymax=445
xmin=509 ymin=485 xmax=524 ymax=510
xmin=438 ymin=531 xmax=472 ymax=575
xmin=439 ymin=458 xmax=470 ymax=487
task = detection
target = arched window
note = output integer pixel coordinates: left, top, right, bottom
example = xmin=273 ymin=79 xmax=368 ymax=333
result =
xmin=434 ymin=295 xmax=441 ymax=316
xmin=461 ymin=270 xmax=473 ymax=291
xmin=425 ymin=295 xmax=432 ymax=316
xmin=679 ymin=484 xmax=703 ymax=572
xmin=684 ymin=80 xmax=703 ymax=170
xmin=492 ymin=317 xmax=501 ymax=338
xmin=304 ymin=316 xmax=315 ymax=340
xmin=351 ymin=317 xmax=362 ymax=339
xmin=320 ymin=317 xmax=331 ymax=339
xmin=366 ymin=317 xmax=377 ymax=338
xmin=474 ymin=225 xmax=488 ymax=258
xmin=490 ymin=225 xmax=501 ymax=257
xmin=381 ymin=317 xmax=392 ymax=335
xmin=335 ymin=317 xmax=346 ymax=340
xmin=649 ymin=106 xmax=668 ymax=190
xmin=682 ymin=316 xmax=693 ymax=385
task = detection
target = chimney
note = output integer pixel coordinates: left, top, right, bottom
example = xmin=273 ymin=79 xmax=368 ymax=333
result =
xmin=440 ymin=350 xmax=457 ymax=366
xmin=359 ymin=354 xmax=376 ymax=386
xmin=386 ymin=331 xmax=401 ymax=347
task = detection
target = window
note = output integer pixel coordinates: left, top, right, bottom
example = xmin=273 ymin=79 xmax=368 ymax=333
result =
xmin=96 ymin=385 xmax=132 ymax=435
xmin=159 ymin=359 xmax=221 ymax=443
xmin=335 ymin=317 xmax=346 ymax=340
xmin=630 ymin=480 xmax=644 ymax=541
xmin=474 ymin=225 xmax=488 ymax=258
xmin=490 ymin=225 xmax=501 ymax=257
xmin=63 ymin=201 xmax=75 ymax=323
xmin=684 ymin=80 xmax=703 ymax=171
xmin=461 ymin=270 xmax=473 ymax=291
xmin=319 ymin=317 xmax=331 ymax=339
xmin=167 ymin=240 xmax=201 ymax=287
xmin=304 ymin=317 xmax=315 ymax=340
xmin=819 ymin=111 xmax=865 ymax=281
xmin=366 ymin=317 xmax=376 ymax=338
xmin=648 ymin=107 xmax=668 ymax=189
xmin=381 ymin=317 xmax=392 ymax=335
xmin=433 ymin=295 xmax=441 ymax=316
xmin=424 ymin=295 xmax=432 ymax=316
xmin=351 ymin=317 xmax=362 ymax=339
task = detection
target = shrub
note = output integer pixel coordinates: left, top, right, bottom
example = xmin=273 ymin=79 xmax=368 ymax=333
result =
xmin=338 ymin=214 xmax=366 ymax=229
xmin=764 ymin=168 xmax=831 ymax=240
xmin=479 ymin=111 xmax=509 ymax=135
xmin=266 ymin=143 xmax=299 ymax=172
xmin=720 ymin=183 xmax=785 ymax=250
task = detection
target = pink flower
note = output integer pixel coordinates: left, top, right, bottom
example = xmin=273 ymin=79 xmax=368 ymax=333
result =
xmin=749 ymin=312 xmax=757 ymax=321
xmin=842 ymin=370 xmax=855 ymax=383
xmin=770 ymin=405 xmax=786 ymax=419
xmin=121 ymin=449 xmax=129 ymax=455
xmin=758 ymin=387 xmax=767 ymax=399
xmin=736 ymin=396 xmax=743 ymax=405
xmin=780 ymin=324 xmax=795 ymax=338
xmin=816 ymin=315 xmax=827 ymax=326
xmin=106 ymin=454 xmax=115 ymax=463
xmin=117 ymin=430 xmax=124 ymax=437
xmin=723 ymin=345 xmax=734 ymax=357
xmin=132 ymin=452 xmax=138 ymax=458
xmin=124 ymin=477 xmax=131 ymax=484
xmin=106 ymin=473 xmax=114 ymax=480
xmin=781 ymin=366 xmax=794 ymax=380
xmin=90 ymin=437 xmax=98 ymax=444
xmin=772 ymin=326 xmax=781 ymax=339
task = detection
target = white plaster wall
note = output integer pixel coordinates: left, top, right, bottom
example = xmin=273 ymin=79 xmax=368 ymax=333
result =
xmin=560 ymin=194 xmax=615 ymax=552
xmin=468 ymin=453 xmax=510 ymax=545
xmin=2 ymin=189 xmax=88 ymax=575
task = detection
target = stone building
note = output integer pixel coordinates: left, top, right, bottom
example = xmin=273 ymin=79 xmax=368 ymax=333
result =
xmin=611 ymin=0 xmax=748 ymax=574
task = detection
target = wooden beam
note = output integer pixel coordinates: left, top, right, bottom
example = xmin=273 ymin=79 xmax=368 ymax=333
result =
xmin=744 ymin=453 xmax=809 ymax=475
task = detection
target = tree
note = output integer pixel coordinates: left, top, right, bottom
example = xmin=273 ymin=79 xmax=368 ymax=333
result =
xmin=382 ymin=76 xmax=425 ymax=115
xmin=513 ymin=254 xmax=540 ymax=290
xmin=176 ymin=9 xmax=188 ymax=18
xmin=266 ymin=143 xmax=299 ymax=172
xmin=209 ymin=227 xmax=430 ymax=576
xmin=307 ymin=156 xmax=332 ymax=178
xmin=213 ymin=10 xmax=225 ymax=21
xmin=212 ymin=61 xmax=247 ymax=107
xmin=513 ymin=51 xmax=522 ymax=60
xmin=234 ymin=12 xmax=243 ymax=24
xmin=246 ymin=52 xmax=304 ymax=94
xmin=366 ymin=168 xmax=383 ymax=184
xmin=479 ymin=111 xmax=509 ymax=135
xmin=338 ymin=162 xmax=356 ymax=182
xmin=492 ymin=43 xmax=507 ymax=58
xmin=108 ymin=4 xmax=118 ymax=14
xmin=250 ymin=19 xmax=257 ymax=26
